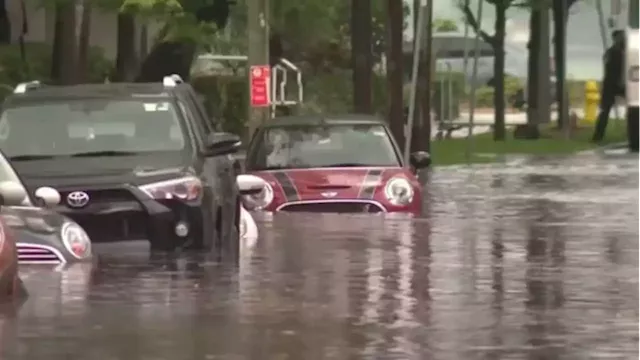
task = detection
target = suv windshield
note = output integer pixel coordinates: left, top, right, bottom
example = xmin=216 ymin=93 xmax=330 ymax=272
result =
xmin=248 ymin=124 xmax=400 ymax=170
xmin=0 ymin=99 xmax=188 ymax=159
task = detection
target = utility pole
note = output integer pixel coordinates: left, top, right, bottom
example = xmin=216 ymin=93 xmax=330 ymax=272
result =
xmin=351 ymin=0 xmax=373 ymax=113
xmin=247 ymin=0 xmax=270 ymax=138
xmin=386 ymin=0 xmax=405 ymax=150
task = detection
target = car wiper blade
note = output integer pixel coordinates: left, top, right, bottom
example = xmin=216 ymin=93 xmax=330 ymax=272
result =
xmin=70 ymin=150 xmax=139 ymax=157
xmin=9 ymin=154 xmax=57 ymax=161
xmin=319 ymin=163 xmax=373 ymax=168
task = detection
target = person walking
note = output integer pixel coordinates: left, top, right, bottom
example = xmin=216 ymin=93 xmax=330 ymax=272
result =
xmin=592 ymin=30 xmax=625 ymax=143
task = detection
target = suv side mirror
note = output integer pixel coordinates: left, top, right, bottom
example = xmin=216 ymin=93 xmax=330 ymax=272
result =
xmin=409 ymin=151 xmax=431 ymax=169
xmin=205 ymin=132 xmax=242 ymax=157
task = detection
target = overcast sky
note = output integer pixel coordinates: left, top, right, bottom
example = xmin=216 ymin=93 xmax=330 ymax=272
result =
xmin=405 ymin=0 xmax=628 ymax=80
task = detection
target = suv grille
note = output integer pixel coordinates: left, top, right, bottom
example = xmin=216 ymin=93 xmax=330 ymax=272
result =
xmin=279 ymin=202 xmax=385 ymax=213
xmin=73 ymin=213 xmax=148 ymax=242
xmin=17 ymin=244 xmax=63 ymax=264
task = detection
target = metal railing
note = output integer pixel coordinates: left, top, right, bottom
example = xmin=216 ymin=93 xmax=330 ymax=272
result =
xmin=195 ymin=54 xmax=304 ymax=118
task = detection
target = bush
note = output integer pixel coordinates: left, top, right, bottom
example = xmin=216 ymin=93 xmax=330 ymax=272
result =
xmin=0 ymin=42 xmax=112 ymax=97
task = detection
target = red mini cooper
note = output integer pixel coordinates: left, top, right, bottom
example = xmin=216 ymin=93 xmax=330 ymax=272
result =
xmin=242 ymin=115 xmax=430 ymax=215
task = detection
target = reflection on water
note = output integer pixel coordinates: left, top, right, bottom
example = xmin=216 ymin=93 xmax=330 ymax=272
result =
xmin=0 ymin=152 xmax=638 ymax=359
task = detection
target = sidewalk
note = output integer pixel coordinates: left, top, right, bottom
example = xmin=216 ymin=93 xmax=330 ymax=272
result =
xmin=434 ymin=106 xmax=627 ymax=139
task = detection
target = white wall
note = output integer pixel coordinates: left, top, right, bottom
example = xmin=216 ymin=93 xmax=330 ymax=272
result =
xmin=5 ymin=0 xmax=162 ymax=60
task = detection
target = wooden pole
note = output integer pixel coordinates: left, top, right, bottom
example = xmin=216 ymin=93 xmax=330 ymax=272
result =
xmin=247 ymin=0 xmax=270 ymax=138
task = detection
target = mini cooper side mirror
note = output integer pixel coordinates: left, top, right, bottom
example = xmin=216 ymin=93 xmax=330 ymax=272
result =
xmin=410 ymin=151 xmax=431 ymax=169
xmin=34 ymin=186 xmax=61 ymax=207
xmin=0 ymin=181 xmax=27 ymax=206
xmin=205 ymin=132 xmax=242 ymax=157
xmin=237 ymin=174 xmax=266 ymax=196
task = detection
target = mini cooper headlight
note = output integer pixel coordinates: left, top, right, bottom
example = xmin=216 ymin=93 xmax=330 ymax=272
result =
xmin=61 ymin=222 xmax=91 ymax=259
xmin=242 ymin=182 xmax=274 ymax=210
xmin=384 ymin=177 xmax=414 ymax=206
xmin=139 ymin=176 xmax=202 ymax=201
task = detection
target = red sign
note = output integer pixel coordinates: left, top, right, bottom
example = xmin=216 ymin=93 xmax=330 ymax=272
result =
xmin=250 ymin=65 xmax=271 ymax=107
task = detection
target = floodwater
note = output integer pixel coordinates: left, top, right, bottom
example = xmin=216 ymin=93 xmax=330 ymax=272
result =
xmin=2 ymin=149 xmax=638 ymax=359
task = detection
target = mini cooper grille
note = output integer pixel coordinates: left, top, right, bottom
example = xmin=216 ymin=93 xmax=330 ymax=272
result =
xmin=17 ymin=245 xmax=63 ymax=264
xmin=279 ymin=202 xmax=385 ymax=213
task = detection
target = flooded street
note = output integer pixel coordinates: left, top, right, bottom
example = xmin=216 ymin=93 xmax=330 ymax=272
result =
xmin=3 ymin=150 xmax=638 ymax=359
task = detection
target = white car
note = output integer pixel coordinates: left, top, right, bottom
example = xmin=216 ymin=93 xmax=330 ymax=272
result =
xmin=236 ymin=175 xmax=263 ymax=250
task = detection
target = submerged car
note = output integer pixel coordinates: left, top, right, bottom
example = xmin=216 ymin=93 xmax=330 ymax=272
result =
xmin=1 ymin=76 xmax=246 ymax=258
xmin=0 ymin=149 xmax=92 ymax=264
xmin=0 ymin=181 xmax=30 ymax=298
xmin=243 ymin=115 xmax=431 ymax=215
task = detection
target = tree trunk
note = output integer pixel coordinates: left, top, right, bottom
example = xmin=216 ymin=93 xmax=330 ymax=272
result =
xmin=351 ymin=0 xmax=372 ymax=114
xmin=536 ymin=2 xmax=551 ymax=125
xmin=386 ymin=0 xmax=405 ymax=149
xmin=0 ymin=0 xmax=10 ymax=44
xmin=114 ymin=13 xmax=137 ymax=82
xmin=51 ymin=2 xmax=77 ymax=85
xmin=526 ymin=8 xmax=540 ymax=125
xmin=415 ymin=0 xmax=433 ymax=153
xmin=76 ymin=0 xmax=92 ymax=83
xmin=552 ymin=0 xmax=576 ymax=129
xmin=492 ymin=6 xmax=506 ymax=141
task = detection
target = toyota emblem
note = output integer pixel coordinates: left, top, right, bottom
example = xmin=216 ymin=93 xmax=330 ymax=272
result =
xmin=321 ymin=191 xmax=337 ymax=198
xmin=66 ymin=191 xmax=90 ymax=208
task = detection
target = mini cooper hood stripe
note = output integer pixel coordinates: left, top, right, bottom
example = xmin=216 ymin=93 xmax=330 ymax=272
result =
xmin=272 ymin=171 xmax=299 ymax=201
xmin=358 ymin=169 xmax=383 ymax=199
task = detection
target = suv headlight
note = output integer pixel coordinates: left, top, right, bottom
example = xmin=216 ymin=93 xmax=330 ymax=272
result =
xmin=61 ymin=222 xmax=91 ymax=259
xmin=139 ymin=176 xmax=202 ymax=201
xmin=384 ymin=177 xmax=414 ymax=206
xmin=242 ymin=182 xmax=274 ymax=210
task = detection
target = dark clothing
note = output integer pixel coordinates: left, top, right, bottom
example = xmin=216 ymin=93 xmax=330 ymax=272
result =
xmin=602 ymin=45 xmax=625 ymax=98
xmin=592 ymin=95 xmax=616 ymax=142
xmin=592 ymin=44 xmax=624 ymax=142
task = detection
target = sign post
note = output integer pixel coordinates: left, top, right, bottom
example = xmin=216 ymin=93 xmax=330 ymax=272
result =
xmin=250 ymin=65 xmax=271 ymax=108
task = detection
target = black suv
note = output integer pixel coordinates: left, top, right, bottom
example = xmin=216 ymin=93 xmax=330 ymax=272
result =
xmin=0 ymin=75 xmax=243 ymax=259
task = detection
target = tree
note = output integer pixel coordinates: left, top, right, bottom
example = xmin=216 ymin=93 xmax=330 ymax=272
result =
xmin=552 ymin=0 xmax=580 ymax=129
xmin=132 ymin=0 xmax=236 ymax=82
xmin=351 ymin=0 xmax=373 ymax=113
xmin=50 ymin=1 xmax=77 ymax=85
xmin=387 ymin=0 xmax=404 ymax=148
xmin=460 ymin=0 xmax=515 ymax=141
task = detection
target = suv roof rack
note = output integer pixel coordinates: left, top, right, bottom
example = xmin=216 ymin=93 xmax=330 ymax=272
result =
xmin=162 ymin=74 xmax=184 ymax=87
xmin=14 ymin=80 xmax=42 ymax=94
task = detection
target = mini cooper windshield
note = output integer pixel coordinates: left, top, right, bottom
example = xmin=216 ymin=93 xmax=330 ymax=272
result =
xmin=249 ymin=124 xmax=401 ymax=170
xmin=0 ymin=99 xmax=188 ymax=160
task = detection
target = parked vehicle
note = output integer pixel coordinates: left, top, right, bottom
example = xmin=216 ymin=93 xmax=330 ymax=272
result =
xmin=243 ymin=115 xmax=430 ymax=215
xmin=1 ymin=75 xmax=247 ymax=259
xmin=0 ymin=181 xmax=31 ymax=298
xmin=0 ymin=149 xmax=92 ymax=264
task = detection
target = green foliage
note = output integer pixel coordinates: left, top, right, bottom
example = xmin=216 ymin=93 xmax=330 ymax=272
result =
xmin=0 ymin=42 xmax=111 ymax=85
xmin=0 ymin=42 xmax=112 ymax=99
xmin=433 ymin=18 xmax=459 ymax=32
xmin=120 ymin=0 xmax=183 ymax=16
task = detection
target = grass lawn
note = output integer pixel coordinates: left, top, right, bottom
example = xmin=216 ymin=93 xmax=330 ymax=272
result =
xmin=430 ymin=119 xmax=629 ymax=166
